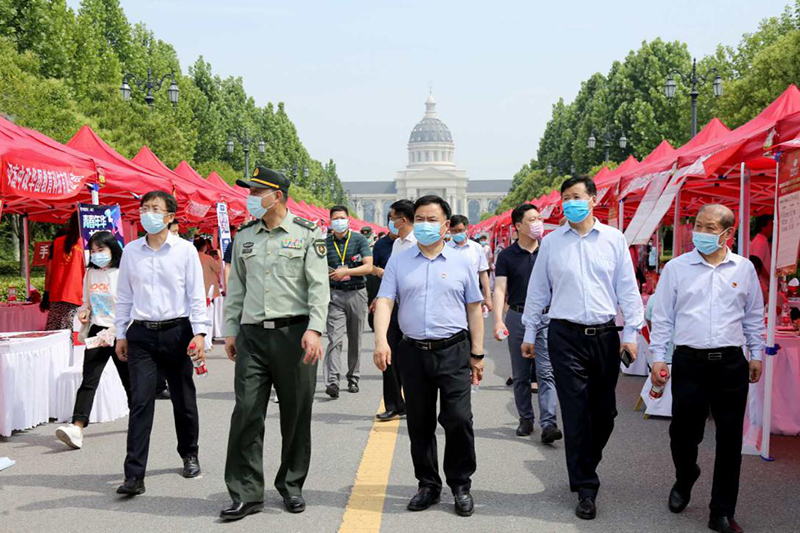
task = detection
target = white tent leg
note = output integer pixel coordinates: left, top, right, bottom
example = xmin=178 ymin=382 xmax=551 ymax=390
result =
xmin=22 ymin=215 xmax=30 ymax=299
xmin=672 ymin=188 xmax=681 ymax=256
xmin=737 ymin=163 xmax=751 ymax=257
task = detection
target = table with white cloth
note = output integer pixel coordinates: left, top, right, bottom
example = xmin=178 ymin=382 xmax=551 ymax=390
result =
xmin=0 ymin=330 xmax=71 ymax=437
xmin=0 ymin=303 xmax=47 ymax=333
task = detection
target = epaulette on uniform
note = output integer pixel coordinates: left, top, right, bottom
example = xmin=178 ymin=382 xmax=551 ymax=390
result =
xmin=293 ymin=216 xmax=317 ymax=231
xmin=238 ymin=220 xmax=259 ymax=231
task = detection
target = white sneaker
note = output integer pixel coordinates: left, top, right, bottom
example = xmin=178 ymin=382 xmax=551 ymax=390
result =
xmin=55 ymin=424 xmax=83 ymax=449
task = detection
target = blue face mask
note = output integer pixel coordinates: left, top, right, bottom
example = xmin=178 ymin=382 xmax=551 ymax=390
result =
xmin=388 ymin=220 xmax=399 ymax=235
xmin=247 ymin=193 xmax=272 ymax=220
xmin=562 ymin=199 xmax=591 ymax=223
xmin=693 ymin=230 xmax=726 ymax=255
xmin=91 ymin=252 xmax=111 ymax=268
xmin=414 ymin=222 xmax=444 ymax=246
xmin=451 ymin=232 xmax=467 ymax=244
xmin=331 ymin=218 xmax=350 ymax=233
xmin=141 ymin=212 xmax=167 ymax=234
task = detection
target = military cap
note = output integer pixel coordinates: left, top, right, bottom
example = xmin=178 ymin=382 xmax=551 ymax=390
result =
xmin=236 ymin=166 xmax=290 ymax=194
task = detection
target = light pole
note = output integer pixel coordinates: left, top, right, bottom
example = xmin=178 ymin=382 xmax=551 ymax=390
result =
xmin=120 ymin=68 xmax=179 ymax=113
xmin=665 ymin=57 xmax=723 ymax=138
xmin=588 ymin=127 xmax=627 ymax=162
xmin=226 ymin=132 xmax=265 ymax=179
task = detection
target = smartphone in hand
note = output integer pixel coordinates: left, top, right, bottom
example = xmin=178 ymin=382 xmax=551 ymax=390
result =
xmin=620 ymin=348 xmax=634 ymax=368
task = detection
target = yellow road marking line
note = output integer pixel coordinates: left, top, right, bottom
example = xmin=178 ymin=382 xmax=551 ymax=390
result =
xmin=338 ymin=400 xmax=400 ymax=533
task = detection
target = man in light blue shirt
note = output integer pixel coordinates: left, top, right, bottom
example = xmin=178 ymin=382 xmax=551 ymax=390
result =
xmin=521 ymin=176 xmax=644 ymax=521
xmin=373 ymin=195 xmax=485 ymax=518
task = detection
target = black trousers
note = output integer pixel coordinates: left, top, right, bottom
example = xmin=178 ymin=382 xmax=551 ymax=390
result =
xmin=382 ymin=309 xmax=405 ymax=413
xmin=548 ymin=319 xmax=620 ymax=498
xmin=670 ymin=346 xmax=749 ymax=518
xmin=72 ymin=324 xmax=132 ymax=426
xmin=124 ymin=319 xmax=199 ymax=480
xmin=397 ymin=334 xmax=475 ymax=492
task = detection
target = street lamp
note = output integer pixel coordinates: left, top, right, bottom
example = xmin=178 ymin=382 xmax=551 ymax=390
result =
xmin=120 ymin=68 xmax=179 ymax=113
xmin=226 ymin=130 xmax=265 ymax=179
xmin=665 ymin=57 xmax=723 ymax=138
xmin=588 ymin=126 xmax=627 ymax=162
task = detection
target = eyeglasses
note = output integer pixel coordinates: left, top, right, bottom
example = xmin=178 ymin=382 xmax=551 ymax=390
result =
xmin=139 ymin=207 xmax=168 ymax=215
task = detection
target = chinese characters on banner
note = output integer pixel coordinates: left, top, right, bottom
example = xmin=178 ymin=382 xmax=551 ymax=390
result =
xmin=77 ymin=204 xmax=124 ymax=263
xmin=32 ymin=241 xmax=52 ymax=267
xmin=776 ymin=149 xmax=800 ymax=275
xmin=216 ymin=202 xmax=231 ymax=256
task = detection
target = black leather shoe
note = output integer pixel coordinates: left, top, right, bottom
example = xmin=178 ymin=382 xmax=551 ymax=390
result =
xmin=219 ymin=501 xmax=264 ymax=521
xmin=284 ymin=495 xmax=306 ymax=513
xmin=182 ymin=455 xmax=201 ymax=478
xmin=116 ymin=478 xmax=145 ymax=496
xmin=407 ymin=487 xmax=441 ymax=511
xmin=505 ymin=377 xmax=514 ymax=386
xmin=376 ymin=410 xmax=405 ymax=422
xmin=575 ymin=497 xmax=596 ymax=520
xmin=326 ymin=384 xmax=339 ymax=399
xmin=516 ymin=418 xmax=534 ymax=436
xmin=347 ymin=382 xmax=359 ymax=393
xmin=708 ymin=515 xmax=743 ymax=533
xmin=668 ymin=465 xmax=700 ymax=513
xmin=155 ymin=389 xmax=171 ymax=400
xmin=453 ymin=487 xmax=474 ymax=517
xmin=541 ymin=425 xmax=563 ymax=444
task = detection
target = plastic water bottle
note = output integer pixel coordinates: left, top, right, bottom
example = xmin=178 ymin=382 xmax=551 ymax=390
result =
xmin=482 ymin=305 xmax=489 ymax=318
xmin=496 ymin=328 xmax=509 ymax=341
xmin=7 ymin=286 xmax=16 ymax=302
xmin=471 ymin=383 xmax=480 ymax=393
xmin=189 ymin=342 xmax=208 ymax=379
xmin=782 ymin=300 xmax=791 ymax=327
xmin=649 ymin=369 xmax=668 ymax=399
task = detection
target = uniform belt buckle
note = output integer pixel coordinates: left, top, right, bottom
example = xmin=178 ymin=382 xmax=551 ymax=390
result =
xmin=418 ymin=341 xmax=433 ymax=351
xmin=708 ymin=352 xmax=723 ymax=360
xmin=263 ymin=321 xmax=276 ymax=330
xmin=584 ymin=327 xmax=597 ymax=336
xmin=145 ymin=322 xmax=158 ymax=331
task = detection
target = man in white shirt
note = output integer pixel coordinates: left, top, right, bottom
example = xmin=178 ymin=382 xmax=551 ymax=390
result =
xmin=114 ymin=191 xmax=209 ymax=496
xmin=749 ymin=215 xmax=772 ymax=273
xmin=650 ymin=204 xmax=764 ymax=533
xmin=448 ymin=215 xmax=492 ymax=311
xmin=521 ymin=176 xmax=644 ymax=520
xmin=392 ymin=201 xmax=418 ymax=255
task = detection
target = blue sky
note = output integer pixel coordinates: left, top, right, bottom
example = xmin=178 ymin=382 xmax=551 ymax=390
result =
xmin=71 ymin=1 xmax=791 ymax=182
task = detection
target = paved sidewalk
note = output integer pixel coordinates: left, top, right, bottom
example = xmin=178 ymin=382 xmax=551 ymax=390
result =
xmin=0 ymin=328 xmax=797 ymax=532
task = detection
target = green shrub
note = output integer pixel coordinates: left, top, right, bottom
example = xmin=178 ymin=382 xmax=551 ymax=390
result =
xmin=0 ymin=275 xmax=45 ymax=302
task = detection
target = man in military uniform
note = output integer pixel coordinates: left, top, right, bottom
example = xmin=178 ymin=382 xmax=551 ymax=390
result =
xmin=220 ymin=166 xmax=329 ymax=521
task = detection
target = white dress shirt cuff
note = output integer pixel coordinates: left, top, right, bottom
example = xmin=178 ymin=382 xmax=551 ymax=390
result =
xmin=523 ymin=327 xmax=536 ymax=345
xmin=748 ymin=349 xmax=763 ymax=362
xmin=621 ymin=326 xmax=638 ymax=345
xmin=650 ymin=350 xmax=666 ymax=364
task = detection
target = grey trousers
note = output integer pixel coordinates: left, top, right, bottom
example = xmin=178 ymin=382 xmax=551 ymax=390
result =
xmin=323 ymin=288 xmax=367 ymax=387
xmin=506 ymin=308 xmax=558 ymax=428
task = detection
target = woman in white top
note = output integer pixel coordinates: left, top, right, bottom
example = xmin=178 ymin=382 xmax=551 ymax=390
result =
xmin=56 ymin=231 xmax=131 ymax=450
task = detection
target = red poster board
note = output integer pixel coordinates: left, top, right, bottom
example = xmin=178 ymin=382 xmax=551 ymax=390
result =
xmin=776 ymin=149 xmax=800 ymax=275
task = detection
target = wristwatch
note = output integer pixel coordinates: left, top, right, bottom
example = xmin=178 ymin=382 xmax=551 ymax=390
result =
xmin=470 ymin=353 xmax=485 ymax=360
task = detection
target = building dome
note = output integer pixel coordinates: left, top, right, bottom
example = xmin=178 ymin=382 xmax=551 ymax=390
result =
xmin=408 ymin=92 xmax=453 ymax=144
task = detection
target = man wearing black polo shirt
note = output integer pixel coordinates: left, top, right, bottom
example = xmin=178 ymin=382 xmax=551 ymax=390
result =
xmin=323 ymin=205 xmax=373 ymax=398
xmin=493 ymin=204 xmax=561 ymax=443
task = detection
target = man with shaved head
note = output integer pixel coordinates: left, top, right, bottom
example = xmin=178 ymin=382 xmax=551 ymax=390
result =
xmin=649 ymin=203 xmax=765 ymax=533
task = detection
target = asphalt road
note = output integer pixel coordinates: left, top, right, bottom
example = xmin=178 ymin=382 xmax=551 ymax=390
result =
xmin=1 ymin=322 xmax=798 ymax=533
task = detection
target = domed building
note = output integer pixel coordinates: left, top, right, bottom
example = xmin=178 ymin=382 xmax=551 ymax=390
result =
xmin=342 ymin=93 xmax=511 ymax=225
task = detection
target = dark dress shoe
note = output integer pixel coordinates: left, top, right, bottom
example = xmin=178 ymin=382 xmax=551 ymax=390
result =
xmin=284 ymin=495 xmax=306 ymax=513
xmin=116 ymin=478 xmax=145 ymax=495
xmin=347 ymin=382 xmax=359 ymax=393
xmin=516 ymin=418 xmax=534 ymax=436
xmin=668 ymin=465 xmax=700 ymax=513
xmin=575 ymin=497 xmax=596 ymax=520
xmin=453 ymin=487 xmax=474 ymax=517
xmin=376 ymin=410 xmax=405 ymax=422
xmin=326 ymin=384 xmax=339 ymax=398
xmin=407 ymin=487 xmax=441 ymax=511
xmin=220 ymin=501 xmax=264 ymax=521
xmin=541 ymin=425 xmax=563 ymax=444
xmin=155 ymin=389 xmax=171 ymax=400
xmin=182 ymin=455 xmax=201 ymax=478
xmin=505 ymin=377 xmax=514 ymax=386
xmin=708 ymin=515 xmax=743 ymax=533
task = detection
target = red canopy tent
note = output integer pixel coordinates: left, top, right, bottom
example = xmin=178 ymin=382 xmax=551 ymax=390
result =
xmin=174 ymin=161 xmax=247 ymax=227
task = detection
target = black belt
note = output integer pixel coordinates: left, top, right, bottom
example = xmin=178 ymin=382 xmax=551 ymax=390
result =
xmin=675 ymin=345 xmax=742 ymax=360
xmin=331 ymin=284 xmax=366 ymax=292
xmin=262 ymin=315 xmax=309 ymax=330
xmin=509 ymin=304 xmax=549 ymax=314
xmin=132 ymin=317 xmax=188 ymax=331
xmin=551 ymin=318 xmax=621 ymax=336
xmin=403 ymin=330 xmax=468 ymax=351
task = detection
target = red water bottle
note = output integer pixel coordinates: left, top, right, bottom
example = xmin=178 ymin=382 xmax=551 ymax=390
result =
xmin=189 ymin=342 xmax=208 ymax=379
xmin=649 ymin=369 xmax=668 ymax=399
xmin=496 ymin=327 xmax=509 ymax=340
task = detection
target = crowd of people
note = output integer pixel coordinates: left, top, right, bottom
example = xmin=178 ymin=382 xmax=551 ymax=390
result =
xmin=37 ymin=165 xmax=772 ymax=533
